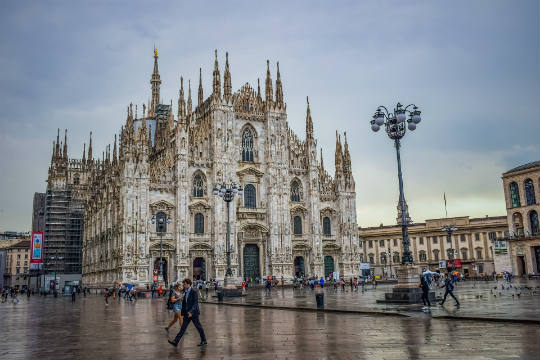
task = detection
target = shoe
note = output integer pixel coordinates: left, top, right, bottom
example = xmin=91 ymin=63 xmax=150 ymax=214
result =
xmin=168 ymin=340 xmax=177 ymax=347
xmin=165 ymin=327 xmax=169 ymax=333
xmin=197 ymin=341 xmax=207 ymax=346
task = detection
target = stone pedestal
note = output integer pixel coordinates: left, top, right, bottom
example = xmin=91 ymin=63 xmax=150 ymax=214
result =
xmin=222 ymin=275 xmax=243 ymax=297
xmin=377 ymin=264 xmax=435 ymax=304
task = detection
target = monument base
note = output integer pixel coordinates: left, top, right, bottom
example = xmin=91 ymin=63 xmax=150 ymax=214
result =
xmin=376 ymin=264 xmax=436 ymax=304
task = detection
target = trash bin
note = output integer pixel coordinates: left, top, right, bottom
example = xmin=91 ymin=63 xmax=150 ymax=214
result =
xmin=315 ymin=293 xmax=324 ymax=309
xmin=217 ymin=290 xmax=224 ymax=303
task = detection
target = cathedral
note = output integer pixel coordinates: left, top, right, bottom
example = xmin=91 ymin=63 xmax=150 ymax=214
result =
xmin=47 ymin=49 xmax=360 ymax=287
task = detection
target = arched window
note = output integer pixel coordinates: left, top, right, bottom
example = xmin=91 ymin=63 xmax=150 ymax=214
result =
xmin=241 ymin=128 xmax=254 ymax=162
xmin=530 ymin=210 xmax=539 ymax=235
xmin=476 ymin=248 xmax=483 ymax=259
xmin=290 ymin=179 xmax=302 ymax=202
xmin=156 ymin=212 xmax=167 ymax=233
xmin=323 ymin=217 xmax=331 ymax=235
xmin=244 ymin=184 xmax=256 ymax=208
xmin=524 ymin=179 xmax=536 ymax=205
xmin=433 ymin=250 xmax=440 ymax=261
xmin=461 ymin=248 xmax=468 ymax=260
xmin=368 ymin=253 xmax=374 ymax=264
xmin=194 ymin=213 xmax=204 ymax=234
xmin=509 ymin=182 xmax=521 ymax=207
xmin=419 ymin=251 xmax=427 ymax=262
xmin=293 ymin=216 xmax=302 ymax=235
xmin=192 ymin=173 xmax=204 ymax=197
xmin=73 ymin=174 xmax=80 ymax=185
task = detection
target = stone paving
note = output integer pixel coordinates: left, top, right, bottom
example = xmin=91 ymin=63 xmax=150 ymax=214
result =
xmin=211 ymin=279 xmax=540 ymax=322
xmin=1 ymin=292 xmax=539 ymax=359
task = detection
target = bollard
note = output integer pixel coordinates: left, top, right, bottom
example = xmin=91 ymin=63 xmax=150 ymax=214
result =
xmin=217 ymin=290 xmax=224 ymax=303
xmin=315 ymin=293 xmax=324 ymax=309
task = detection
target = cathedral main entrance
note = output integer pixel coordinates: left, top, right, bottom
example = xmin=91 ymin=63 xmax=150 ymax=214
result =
xmin=324 ymin=256 xmax=334 ymax=278
xmin=193 ymin=257 xmax=206 ymax=281
xmin=243 ymin=244 xmax=260 ymax=280
xmin=294 ymin=256 xmax=305 ymax=278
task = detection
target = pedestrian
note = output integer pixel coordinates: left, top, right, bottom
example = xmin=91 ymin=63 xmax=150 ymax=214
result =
xmin=439 ymin=273 xmax=460 ymax=307
xmin=320 ymin=277 xmax=324 ymax=288
xmin=104 ymin=288 xmax=110 ymax=305
xmin=71 ymin=286 xmax=77 ymax=303
xmin=168 ymin=278 xmax=207 ymax=347
xmin=205 ymin=281 xmax=209 ymax=297
xmin=165 ymin=282 xmax=184 ymax=333
xmin=27 ymin=288 xmax=31 ymax=299
xmin=372 ymin=276 xmax=377 ymax=289
xmin=12 ymin=289 xmax=19 ymax=304
xmin=420 ymin=275 xmax=431 ymax=308
xmin=151 ymin=284 xmax=156 ymax=299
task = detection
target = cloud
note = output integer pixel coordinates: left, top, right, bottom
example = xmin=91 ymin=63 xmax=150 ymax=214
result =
xmin=0 ymin=0 xmax=538 ymax=231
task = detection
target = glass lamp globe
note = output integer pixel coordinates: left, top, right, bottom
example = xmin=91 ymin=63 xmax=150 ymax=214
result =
xmin=371 ymin=124 xmax=380 ymax=132
xmin=407 ymin=122 xmax=416 ymax=131
xmin=375 ymin=116 xmax=385 ymax=126
xmin=396 ymin=112 xmax=406 ymax=123
xmin=412 ymin=112 xmax=421 ymax=124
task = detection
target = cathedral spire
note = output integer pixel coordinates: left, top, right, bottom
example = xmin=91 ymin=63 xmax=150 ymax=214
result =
xmin=335 ymin=131 xmax=343 ymax=177
xmin=212 ymin=49 xmax=221 ymax=97
xmin=178 ymin=76 xmax=186 ymax=123
xmin=343 ymin=131 xmax=351 ymax=174
xmin=51 ymin=141 xmax=55 ymax=164
xmin=150 ymin=47 xmax=162 ymax=112
xmin=82 ymin=142 xmax=86 ymax=164
xmin=320 ymin=148 xmax=324 ymax=171
xmin=55 ymin=128 xmax=60 ymax=158
xmin=306 ymin=96 xmax=313 ymax=139
xmin=265 ymin=60 xmax=273 ymax=104
xmin=88 ymin=131 xmax=93 ymax=161
xmin=187 ymin=79 xmax=192 ymax=117
xmin=113 ymin=134 xmax=117 ymax=166
xmin=275 ymin=61 xmax=283 ymax=107
xmin=257 ymin=78 xmax=262 ymax=101
xmin=198 ymin=68 xmax=203 ymax=106
xmin=223 ymin=51 xmax=232 ymax=100
xmin=63 ymin=129 xmax=68 ymax=160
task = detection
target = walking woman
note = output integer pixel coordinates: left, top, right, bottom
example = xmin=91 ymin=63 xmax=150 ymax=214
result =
xmin=165 ymin=282 xmax=184 ymax=333
xmin=420 ymin=275 xmax=431 ymax=308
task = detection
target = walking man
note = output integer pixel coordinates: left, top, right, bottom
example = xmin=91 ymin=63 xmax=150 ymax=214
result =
xmin=440 ymin=273 xmax=460 ymax=307
xmin=168 ymin=278 xmax=207 ymax=347
xmin=71 ymin=286 xmax=77 ymax=303
xmin=420 ymin=275 xmax=431 ymax=308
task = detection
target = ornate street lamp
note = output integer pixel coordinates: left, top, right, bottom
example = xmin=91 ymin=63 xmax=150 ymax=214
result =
xmin=442 ymin=225 xmax=458 ymax=272
xmin=151 ymin=214 xmax=171 ymax=284
xmin=213 ymin=182 xmax=243 ymax=286
xmin=370 ymin=102 xmax=422 ymax=264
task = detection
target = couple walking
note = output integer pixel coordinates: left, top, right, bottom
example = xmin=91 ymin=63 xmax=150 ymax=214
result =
xmin=167 ymin=278 xmax=207 ymax=347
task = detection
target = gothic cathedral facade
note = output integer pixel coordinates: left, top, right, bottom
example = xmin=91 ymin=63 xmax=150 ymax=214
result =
xmin=48 ymin=50 xmax=361 ymax=287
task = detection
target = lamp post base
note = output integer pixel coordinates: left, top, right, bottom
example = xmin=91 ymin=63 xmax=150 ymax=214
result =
xmin=221 ymin=274 xmax=243 ymax=297
xmin=377 ymin=264 xmax=435 ymax=304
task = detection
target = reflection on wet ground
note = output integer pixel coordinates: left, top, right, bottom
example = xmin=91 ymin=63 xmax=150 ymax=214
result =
xmin=1 ymin=293 xmax=539 ymax=359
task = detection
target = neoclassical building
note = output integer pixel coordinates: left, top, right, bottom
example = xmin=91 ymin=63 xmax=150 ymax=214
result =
xmin=358 ymin=215 xmax=507 ymax=277
xmin=493 ymin=161 xmax=540 ymax=275
xmin=49 ymin=50 xmax=360 ymax=287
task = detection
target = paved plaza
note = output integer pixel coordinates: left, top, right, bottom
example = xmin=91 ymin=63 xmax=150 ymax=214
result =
xmin=1 ymin=281 xmax=539 ymax=359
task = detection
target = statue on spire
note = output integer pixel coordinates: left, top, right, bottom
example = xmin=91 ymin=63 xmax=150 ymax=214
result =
xmin=306 ymin=96 xmax=313 ymax=139
xmin=150 ymin=47 xmax=161 ymax=112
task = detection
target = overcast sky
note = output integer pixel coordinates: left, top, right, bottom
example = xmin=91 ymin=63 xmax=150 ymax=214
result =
xmin=0 ymin=1 xmax=538 ymax=232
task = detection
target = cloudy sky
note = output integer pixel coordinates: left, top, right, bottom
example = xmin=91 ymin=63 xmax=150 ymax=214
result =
xmin=0 ymin=1 xmax=538 ymax=231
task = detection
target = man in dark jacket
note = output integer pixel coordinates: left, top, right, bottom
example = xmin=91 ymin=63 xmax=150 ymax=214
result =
xmin=420 ymin=275 xmax=431 ymax=307
xmin=168 ymin=278 xmax=207 ymax=347
xmin=440 ymin=273 xmax=460 ymax=306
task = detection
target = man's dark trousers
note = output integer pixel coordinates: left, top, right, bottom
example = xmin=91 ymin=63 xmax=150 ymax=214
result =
xmin=440 ymin=289 xmax=459 ymax=305
xmin=172 ymin=315 xmax=206 ymax=344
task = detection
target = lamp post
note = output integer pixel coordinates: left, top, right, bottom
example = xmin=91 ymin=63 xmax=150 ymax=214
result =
xmin=442 ymin=225 xmax=458 ymax=273
xmin=370 ymin=102 xmax=421 ymax=264
xmin=213 ymin=182 xmax=243 ymax=287
xmin=387 ymin=245 xmax=393 ymax=278
xmin=151 ymin=214 xmax=171 ymax=285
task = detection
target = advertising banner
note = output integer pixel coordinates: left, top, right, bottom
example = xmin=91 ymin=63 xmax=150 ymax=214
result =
xmin=30 ymin=232 xmax=43 ymax=264
xmin=438 ymin=260 xmax=446 ymax=269
xmin=360 ymin=262 xmax=370 ymax=270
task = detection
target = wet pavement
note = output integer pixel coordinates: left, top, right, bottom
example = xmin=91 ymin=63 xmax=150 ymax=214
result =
xmin=1 ymin=292 xmax=539 ymax=359
xmin=213 ymin=279 xmax=540 ymax=322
